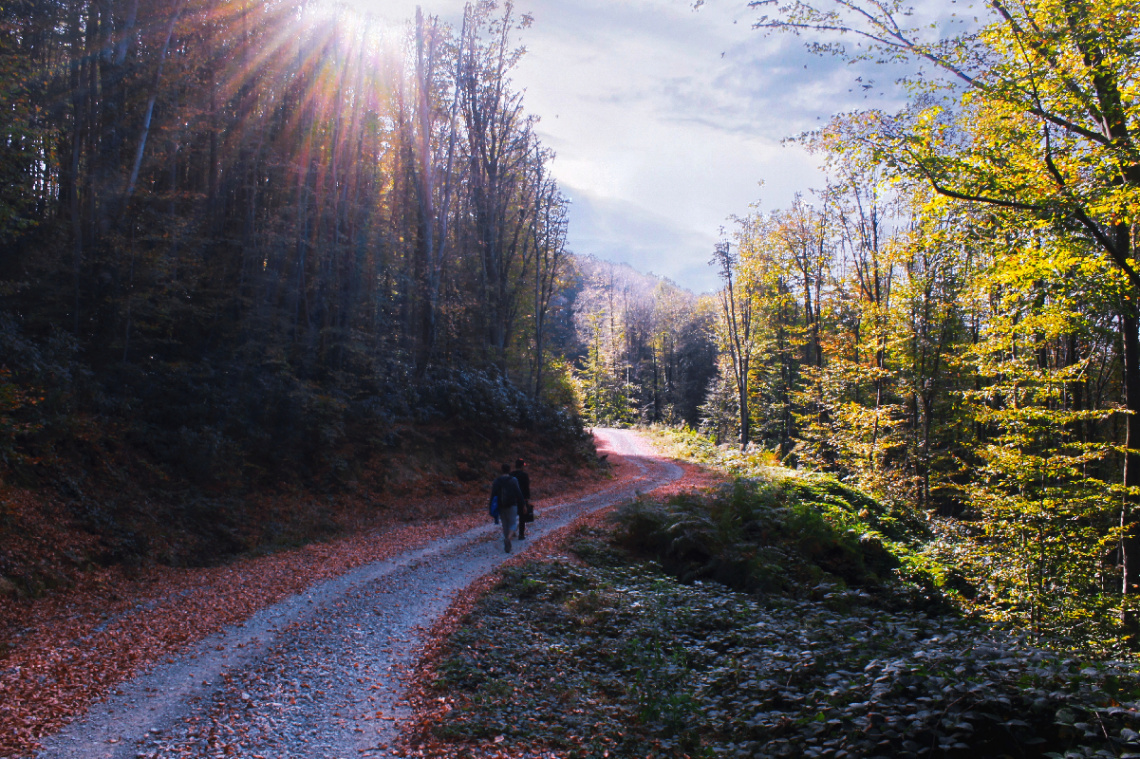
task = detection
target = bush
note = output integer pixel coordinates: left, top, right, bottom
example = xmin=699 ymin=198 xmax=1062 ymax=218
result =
xmin=614 ymin=476 xmax=946 ymax=601
xmin=411 ymin=367 xmax=586 ymax=446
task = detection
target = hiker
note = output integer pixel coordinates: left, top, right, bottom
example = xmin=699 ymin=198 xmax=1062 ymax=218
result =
xmin=511 ymin=458 xmax=532 ymax=539
xmin=489 ymin=463 xmax=523 ymax=553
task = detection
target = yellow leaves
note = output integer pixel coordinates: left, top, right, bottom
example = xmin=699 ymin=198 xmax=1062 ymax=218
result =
xmin=912 ymin=104 xmax=944 ymax=130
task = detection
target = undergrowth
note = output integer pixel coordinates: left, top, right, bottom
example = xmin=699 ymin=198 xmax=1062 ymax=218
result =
xmin=633 ymin=426 xmax=964 ymax=610
xmin=646 ymin=426 xmax=1124 ymax=651
xmin=418 ymin=525 xmax=1140 ymax=758
xmin=413 ymin=429 xmax=1140 ymax=758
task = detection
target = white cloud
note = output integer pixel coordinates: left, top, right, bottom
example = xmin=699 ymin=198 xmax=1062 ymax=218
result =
xmin=333 ymin=0 xmax=905 ymax=295
xmin=512 ymin=0 xmax=842 ymax=294
xmin=563 ymin=187 xmax=722 ymax=292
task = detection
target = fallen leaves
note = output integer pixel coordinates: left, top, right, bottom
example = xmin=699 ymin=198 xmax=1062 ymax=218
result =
xmin=0 ymin=456 xmax=632 ymax=757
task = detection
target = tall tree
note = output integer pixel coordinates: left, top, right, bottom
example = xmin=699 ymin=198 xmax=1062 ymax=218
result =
xmin=458 ymin=0 xmax=532 ymax=368
xmin=712 ymin=238 xmax=756 ymax=449
xmin=758 ymin=0 xmax=1140 ymax=621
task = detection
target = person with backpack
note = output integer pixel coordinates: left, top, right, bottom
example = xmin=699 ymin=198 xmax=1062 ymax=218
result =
xmin=511 ymin=458 xmax=532 ymax=539
xmin=489 ymin=463 xmax=523 ymax=553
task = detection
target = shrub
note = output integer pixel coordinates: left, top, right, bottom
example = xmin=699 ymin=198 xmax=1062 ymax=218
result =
xmin=613 ymin=476 xmax=945 ymax=600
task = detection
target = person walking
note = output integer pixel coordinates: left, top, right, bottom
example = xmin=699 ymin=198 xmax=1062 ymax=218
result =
xmin=511 ymin=458 xmax=532 ymax=539
xmin=489 ymin=463 xmax=523 ymax=553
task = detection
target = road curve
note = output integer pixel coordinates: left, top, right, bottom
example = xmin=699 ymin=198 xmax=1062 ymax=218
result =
xmin=35 ymin=428 xmax=681 ymax=759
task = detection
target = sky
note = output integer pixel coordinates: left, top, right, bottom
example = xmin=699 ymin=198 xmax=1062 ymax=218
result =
xmin=355 ymin=0 xmax=906 ymax=294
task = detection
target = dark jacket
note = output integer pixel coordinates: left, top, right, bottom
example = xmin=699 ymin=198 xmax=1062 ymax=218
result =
xmin=510 ymin=469 xmax=530 ymax=503
xmin=511 ymin=468 xmax=532 ymax=521
xmin=490 ymin=474 xmax=522 ymax=511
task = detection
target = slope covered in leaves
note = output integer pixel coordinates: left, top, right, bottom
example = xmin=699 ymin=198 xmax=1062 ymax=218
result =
xmin=0 ymin=437 xmax=603 ymax=758
xmin=1 ymin=365 xmax=590 ymax=600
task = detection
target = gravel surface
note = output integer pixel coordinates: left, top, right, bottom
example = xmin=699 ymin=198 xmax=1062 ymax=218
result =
xmin=33 ymin=429 xmax=680 ymax=759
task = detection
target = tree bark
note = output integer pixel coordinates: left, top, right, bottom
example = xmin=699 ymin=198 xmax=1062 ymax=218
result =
xmin=1120 ymin=308 xmax=1140 ymax=632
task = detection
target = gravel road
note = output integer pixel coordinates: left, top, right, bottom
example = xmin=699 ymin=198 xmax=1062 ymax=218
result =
xmin=34 ymin=428 xmax=680 ymax=759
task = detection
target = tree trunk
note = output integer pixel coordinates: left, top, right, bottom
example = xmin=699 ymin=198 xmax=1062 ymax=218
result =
xmin=1120 ymin=308 xmax=1140 ymax=634
xmin=738 ymin=381 xmax=750 ymax=449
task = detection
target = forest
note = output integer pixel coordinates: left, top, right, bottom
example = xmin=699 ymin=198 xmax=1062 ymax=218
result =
xmin=0 ymin=0 xmax=721 ymax=596
xmin=686 ymin=0 xmax=1140 ymax=648
xmin=2 ymin=0 xmax=1140 ymax=656
xmin=0 ymin=0 xmax=576 ymax=457
xmin=549 ymin=0 xmax=1140 ymax=650
xmin=4 ymin=0 xmax=1140 ymax=754
xmin=0 ymin=0 xmax=595 ymax=561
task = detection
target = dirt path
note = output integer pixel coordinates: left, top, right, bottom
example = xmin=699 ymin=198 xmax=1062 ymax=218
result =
xmin=32 ymin=429 xmax=680 ymax=759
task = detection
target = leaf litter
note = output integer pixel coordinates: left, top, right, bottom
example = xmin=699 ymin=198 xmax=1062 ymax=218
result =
xmin=0 ymin=457 xmax=626 ymax=758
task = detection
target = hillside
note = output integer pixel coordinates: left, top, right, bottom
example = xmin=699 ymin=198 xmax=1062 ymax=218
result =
xmin=0 ymin=369 xmax=594 ymax=603
xmin=0 ymin=0 xmax=590 ymax=604
xmin=401 ymin=434 xmax=1140 ymax=758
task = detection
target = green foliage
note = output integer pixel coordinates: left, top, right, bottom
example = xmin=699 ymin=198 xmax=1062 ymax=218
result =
xmin=538 ymin=356 xmax=582 ymax=412
xmin=647 ymin=425 xmax=989 ymax=605
xmin=940 ymin=264 xmax=1128 ymax=645
xmin=652 ymin=424 xmax=782 ymax=473
xmin=625 ymin=637 xmax=700 ymax=737
xmin=699 ymin=103 xmax=1135 ymax=649
xmin=423 ymin=526 xmax=1140 ymax=758
xmin=0 ymin=318 xmax=588 ymax=565
xmin=697 ymin=363 xmax=740 ymax=445
xmin=744 ymin=0 xmax=1140 ymax=649
xmin=576 ymin=310 xmax=637 ymax=427
xmin=612 ymin=472 xmax=939 ymax=601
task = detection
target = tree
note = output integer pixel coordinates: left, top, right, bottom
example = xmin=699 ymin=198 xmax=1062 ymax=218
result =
xmin=0 ymin=0 xmax=579 ymax=496
xmin=530 ymin=153 xmax=570 ymax=401
xmin=712 ymin=238 xmax=757 ymax=449
xmin=722 ymin=208 xmax=799 ymax=456
xmin=891 ymin=190 xmax=974 ymax=509
xmin=757 ymin=0 xmax=1140 ymax=624
xmin=955 ymin=226 xmax=1121 ymax=642
xmin=577 ymin=307 xmax=635 ymax=426
xmin=458 ymin=0 xmax=535 ymax=368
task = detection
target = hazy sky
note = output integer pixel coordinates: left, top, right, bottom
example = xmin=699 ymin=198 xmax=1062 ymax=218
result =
xmin=359 ymin=0 xmax=899 ymax=294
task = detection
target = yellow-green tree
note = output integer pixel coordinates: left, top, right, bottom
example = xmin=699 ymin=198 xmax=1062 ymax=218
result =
xmin=954 ymin=224 xmax=1123 ymax=643
xmin=760 ymin=0 xmax=1140 ymax=623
